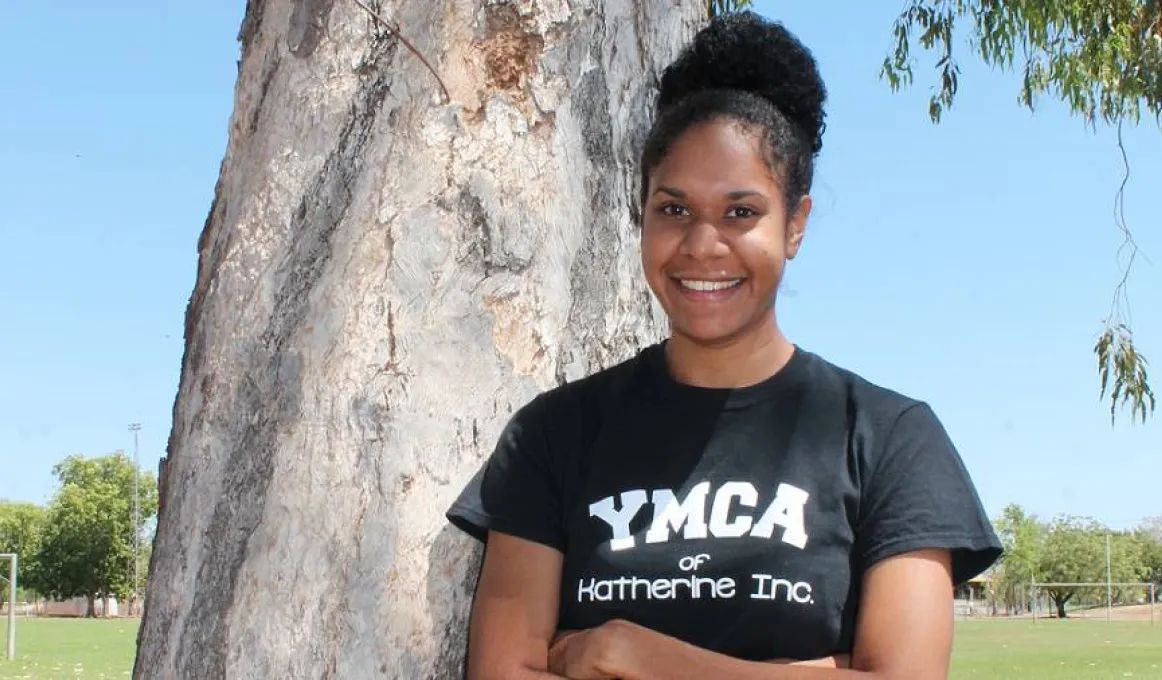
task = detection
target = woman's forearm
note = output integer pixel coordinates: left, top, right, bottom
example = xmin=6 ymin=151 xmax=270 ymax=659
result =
xmin=622 ymin=649 xmax=873 ymax=680
xmin=602 ymin=621 xmax=882 ymax=680
xmin=470 ymin=666 xmax=569 ymax=680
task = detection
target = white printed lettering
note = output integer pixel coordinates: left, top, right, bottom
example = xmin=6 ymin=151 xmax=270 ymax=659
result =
xmin=589 ymin=480 xmax=811 ymax=550
xmin=708 ymin=481 xmax=758 ymax=538
xmin=678 ymin=554 xmax=711 ymax=572
xmin=589 ymin=489 xmax=648 ymax=551
xmin=645 ymin=482 xmax=711 ymax=544
xmin=577 ymin=575 xmax=739 ymax=603
xmin=750 ymin=483 xmax=810 ymax=548
xmin=751 ymin=573 xmax=771 ymax=599
xmin=750 ymin=574 xmax=815 ymax=604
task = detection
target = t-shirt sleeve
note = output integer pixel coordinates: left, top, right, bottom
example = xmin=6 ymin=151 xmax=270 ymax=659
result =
xmin=445 ymin=395 xmax=566 ymax=552
xmin=855 ymin=402 xmax=1002 ymax=586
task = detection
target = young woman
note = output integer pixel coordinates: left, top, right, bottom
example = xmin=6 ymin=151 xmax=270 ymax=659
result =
xmin=447 ymin=11 xmax=1001 ymax=680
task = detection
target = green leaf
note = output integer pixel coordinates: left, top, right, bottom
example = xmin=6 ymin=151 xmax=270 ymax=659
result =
xmin=880 ymin=1 xmax=1162 ymax=128
xmin=1096 ymin=324 xmax=1156 ymax=424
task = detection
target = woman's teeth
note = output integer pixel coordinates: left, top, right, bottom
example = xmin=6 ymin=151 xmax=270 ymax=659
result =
xmin=678 ymin=279 xmax=742 ymax=291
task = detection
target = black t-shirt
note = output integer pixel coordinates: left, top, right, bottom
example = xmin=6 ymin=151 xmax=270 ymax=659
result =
xmin=446 ymin=343 xmax=1002 ymax=662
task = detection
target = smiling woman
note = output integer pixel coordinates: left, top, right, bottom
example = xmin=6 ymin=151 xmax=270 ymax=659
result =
xmin=447 ymin=11 xmax=1002 ymax=680
xmin=640 ymin=120 xmax=803 ymax=378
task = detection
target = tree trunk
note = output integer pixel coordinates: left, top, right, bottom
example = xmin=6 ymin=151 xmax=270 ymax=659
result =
xmin=1052 ymin=593 xmax=1070 ymax=618
xmin=134 ymin=1 xmax=699 ymax=677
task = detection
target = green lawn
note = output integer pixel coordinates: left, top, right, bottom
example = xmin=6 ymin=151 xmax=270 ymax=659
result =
xmin=0 ymin=617 xmax=1159 ymax=678
xmin=0 ymin=618 xmax=138 ymax=679
xmin=952 ymin=620 xmax=1162 ymax=679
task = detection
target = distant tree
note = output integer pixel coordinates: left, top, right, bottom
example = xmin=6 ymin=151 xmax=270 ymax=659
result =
xmin=32 ymin=452 xmax=158 ymax=616
xmin=1110 ymin=530 xmax=1153 ymax=604
xmin=1141 ymin=515 xmax=1162 ymax=542
xmin=881 ymin=0 xmax=1161 ymax=425
xmin=1137 ymin=516 xmax=1162 ymax=593
xmin=992 ymin=503 xmax=1044 ymax=612
xmin=1038 ymin=515 xmax=1147 ymax=617
xmin=0 ymin=501 xmax=47 ymax=603
xmin=33 ymin=483 xmax=128 ymax=615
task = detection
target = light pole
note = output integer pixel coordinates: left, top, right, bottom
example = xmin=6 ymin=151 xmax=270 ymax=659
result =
xmin=129 ymin=423 xmax=141 ymax=616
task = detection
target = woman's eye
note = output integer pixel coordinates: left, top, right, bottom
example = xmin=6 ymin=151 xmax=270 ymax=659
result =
xmin=727 ymin=206 xmax=757 ymax=219
xmin=660 ymin=203 xmax=690 ymax=217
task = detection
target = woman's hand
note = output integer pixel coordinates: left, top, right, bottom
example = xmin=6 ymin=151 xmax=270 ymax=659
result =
xmin=548 ymin=618 xmax=641 ymax=678
xmin=547 ymin=624 xmax=629 ymax=679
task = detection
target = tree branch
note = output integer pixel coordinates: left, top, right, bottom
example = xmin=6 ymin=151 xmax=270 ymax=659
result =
xmin=881 ymin=0 xmax=1157 ymax=424
xmin=349 ymin=0 xmax=450 ymax=104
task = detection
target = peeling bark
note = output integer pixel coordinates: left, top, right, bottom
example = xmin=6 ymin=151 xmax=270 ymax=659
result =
xmin=135 ymin=1 xmax=699 ymax=677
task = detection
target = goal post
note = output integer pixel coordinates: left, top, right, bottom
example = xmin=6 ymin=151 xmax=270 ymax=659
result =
xmin=1030 ymin=579 xmax=1157 ymax=625
xmin=0 ymin=553 xmax=15 ymax=659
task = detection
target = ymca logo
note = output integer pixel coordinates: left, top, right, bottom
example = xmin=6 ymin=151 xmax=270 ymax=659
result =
xmin=588 ymin=480 xmax=810 ymax=551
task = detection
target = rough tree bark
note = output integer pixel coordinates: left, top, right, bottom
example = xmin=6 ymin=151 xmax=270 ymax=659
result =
xmin=135 ymin=1 xmax=701 ymax=677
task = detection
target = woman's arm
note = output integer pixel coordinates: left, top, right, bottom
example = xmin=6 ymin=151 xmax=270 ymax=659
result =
xmin=467 ymin=531 xmax=604 ymax=680
xmin=550 ymin=548 xmax=955 ymax=680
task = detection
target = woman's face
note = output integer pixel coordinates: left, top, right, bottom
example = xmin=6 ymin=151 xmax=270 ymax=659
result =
xmin=641 ymin=118 xmax=810 ymax=348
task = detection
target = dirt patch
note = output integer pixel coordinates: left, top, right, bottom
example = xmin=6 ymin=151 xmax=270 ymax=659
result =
xmin=1004 ymin=603 xmax=1161 ymax=622
xmin=1086 ymin=603 xmax=1159 ymax=621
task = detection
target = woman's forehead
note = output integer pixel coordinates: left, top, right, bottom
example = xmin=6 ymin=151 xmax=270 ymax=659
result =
xmin=650 ymin=123 xmax=780 ymax=193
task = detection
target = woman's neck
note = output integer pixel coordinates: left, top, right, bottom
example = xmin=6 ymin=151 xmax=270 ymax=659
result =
xmin=664 ymin=320 xmax=795 ymax=389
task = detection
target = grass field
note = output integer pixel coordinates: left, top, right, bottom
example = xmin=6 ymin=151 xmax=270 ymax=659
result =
xmin=0 ymin=618 xmax=137 ymax=679
xmin=0 ymin=617 xmax=1159 ymax=678
xmin=952 ymin=620 xmax=1161 ymax=679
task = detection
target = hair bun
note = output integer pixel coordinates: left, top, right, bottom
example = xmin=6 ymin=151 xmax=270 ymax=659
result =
xmin=657 ymin=11 xmax=826 ymax=155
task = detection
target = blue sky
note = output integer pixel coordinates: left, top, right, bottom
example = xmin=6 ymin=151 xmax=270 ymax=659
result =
xmin=1 ymin=2 xmax=1157 ymax=530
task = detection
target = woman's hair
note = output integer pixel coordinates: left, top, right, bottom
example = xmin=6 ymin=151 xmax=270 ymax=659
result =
xmin=640 ymin=11 xmax=827 ymax=212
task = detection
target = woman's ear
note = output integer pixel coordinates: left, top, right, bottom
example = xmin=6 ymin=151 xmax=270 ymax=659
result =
xmin=785 ymin=194 xmax=811 ymax=260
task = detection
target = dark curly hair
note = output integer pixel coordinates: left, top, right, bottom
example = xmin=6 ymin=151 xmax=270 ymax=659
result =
xmin=640 ymin=11 xmax=827 ymax=213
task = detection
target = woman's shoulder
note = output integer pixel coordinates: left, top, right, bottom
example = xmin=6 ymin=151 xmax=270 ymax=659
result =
xmin=798 ymin=350 xmax=1002 ymax=584
xmin=797 ymin=348 xmax=933 ymax=426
